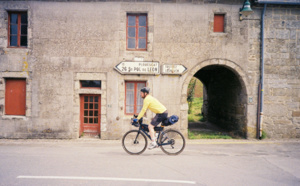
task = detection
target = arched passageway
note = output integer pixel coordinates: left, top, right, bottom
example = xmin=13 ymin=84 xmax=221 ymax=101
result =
xmin=191 ymin=65 xmax=248 ymax=138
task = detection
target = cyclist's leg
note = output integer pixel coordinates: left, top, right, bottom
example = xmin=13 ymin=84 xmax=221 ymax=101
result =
xmin=148 ymin=115 xmax=161 ymax=149
xmin=148 ymin=123 xmax=155 ymax=141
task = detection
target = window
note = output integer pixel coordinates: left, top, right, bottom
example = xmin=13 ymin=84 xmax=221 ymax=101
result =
xmin=80 ymin=80 xmax=101 ymax=89
xmin=125 ymin=81 xmax=146 ymax=114
xmin=127 ymin=14 xmax=147 ymax=51
xmin=5 ymin=79 xmax=26 ymax=115
xmin=214 ymin=14 xmax=225 ymax=32
xmin=8 ymin=12 xmax=28 ymax=47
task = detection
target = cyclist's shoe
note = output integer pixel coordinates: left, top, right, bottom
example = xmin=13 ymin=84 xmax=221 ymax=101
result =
xmin=148 ymin=141 xmax=158 ymax=150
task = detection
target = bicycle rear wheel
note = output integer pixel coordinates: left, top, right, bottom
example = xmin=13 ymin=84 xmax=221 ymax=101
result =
xmin=122 ymin=130 xmax=147 ymax=155
xmin=159 ymin=129 xmax=185 ymax=155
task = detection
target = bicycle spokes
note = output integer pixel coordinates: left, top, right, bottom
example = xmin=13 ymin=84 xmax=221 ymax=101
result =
xmin=159 ymin=129 xmax=185 ymax=155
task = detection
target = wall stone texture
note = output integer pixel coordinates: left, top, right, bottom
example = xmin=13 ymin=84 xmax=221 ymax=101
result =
xmin=0 ymin=0 xmax=299 ymax=139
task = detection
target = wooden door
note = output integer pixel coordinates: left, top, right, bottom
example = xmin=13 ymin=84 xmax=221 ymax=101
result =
xmin=80 ymin=95 xmax=101 ymax=137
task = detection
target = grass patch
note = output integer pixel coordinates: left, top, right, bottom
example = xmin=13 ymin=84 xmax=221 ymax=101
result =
xmin=188 ymin=97 xmax=206 ymax=122
xmin=188 ymin=130 xmax=233 ymax=139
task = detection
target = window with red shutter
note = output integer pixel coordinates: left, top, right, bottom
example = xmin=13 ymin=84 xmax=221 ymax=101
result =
xmin=214 ymin=14 xmax=225 ymax=33
xmin=5 ymin=79 xmax=26 ymax=115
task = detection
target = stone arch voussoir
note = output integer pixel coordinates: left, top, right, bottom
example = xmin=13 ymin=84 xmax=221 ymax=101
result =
xmin=181 ymin=58 xmax=249 ymax=105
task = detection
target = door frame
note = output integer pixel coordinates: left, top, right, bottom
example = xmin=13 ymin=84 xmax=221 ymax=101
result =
xmin=79 ymin=94 xmax=101 ymax=137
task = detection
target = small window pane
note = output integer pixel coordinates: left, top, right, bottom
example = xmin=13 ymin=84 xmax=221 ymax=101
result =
xmin=84 ymin=117 xmax=88 ymax=123
xmin=84 ymin=111 xmax=88 ymax=116
xmin=127 ymin=83 xmax=134 ymax=90
xmin=95 ymin=104 xmax=98 ymax=109
xmin=138 ymin=39 xmax=146 ymax=49
xmin=10 ymin=14 xmax=18 ymax=24
xmin=128 ymin=38 xmax=135 ymax=49
xmin=89 ymin=118 xmax=93 ymax=123
xmin=21 ymin=25 xmax=27 ymax=35
xmin=10 ymin=36 xmax=18 ymax=46
xmin=90 ymin=97 xmax=93 ymax=102
xmin=138 ymin=27 xmax=146 ymax=37
xmin=89 ymin=111 xmax=93 ymax=116
xmin=84 ymin=103 xmax=88 ymax=109
xmin=137 ymin=83 xmax=145 ymax=109
xmin=126 ymin=106 xmax=134 ymax=113
xmin=81 ymin=81 xmax=101 ymax=88
xmin=95 ymin=111 xmax=98 ymax=116
xmin=21 ymin=14 xmax=27 ymax=24
xmin=126 ymin=90 xmax=134 ymax=105
xmin=128 ymin=16 xmax=136 ymax=26
xmin=128 ymin=27 xmax=136 ymax=37
xmin=95 ymin=96 xmax=99 ymax=102
xmin=84 ymin=96 xmax=88 ymax=102
xmin=10 ymin=25 xmax=18 ymax=35
xmin=137 ymin=105 xmax=143 ymax=113
xmin=89 ymin=103 xmax=93 ymax=109
xmin=139 ymin=16 xmax=146 ymax=26
xmin=20 ymin=36 xmax=27 ymax=46
xmin=94 ymin=118 xmax=98 ymax=123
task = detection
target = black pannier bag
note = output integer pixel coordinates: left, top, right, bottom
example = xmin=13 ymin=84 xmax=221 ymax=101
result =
xmin=162 ymin=115 xmax=179 ymax=126
xmin=140 ymin=124 xmax=163 ymax=132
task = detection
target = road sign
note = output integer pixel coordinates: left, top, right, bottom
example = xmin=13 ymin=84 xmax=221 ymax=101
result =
xmin=161 ymin=64 xmax=187 ymax=75
xmin=115 ymin=61 xmax=160 ymax=75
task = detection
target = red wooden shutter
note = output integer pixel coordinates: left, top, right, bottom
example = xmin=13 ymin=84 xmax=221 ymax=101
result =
xmin=214 ymin=14 xmax=225 ymax=32
xmin=5 ymin=79 xmax=26 ymax=115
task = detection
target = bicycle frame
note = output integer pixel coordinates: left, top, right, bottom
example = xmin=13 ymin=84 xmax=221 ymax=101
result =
xmin=135 ymin=124 xmax=170 ymax=147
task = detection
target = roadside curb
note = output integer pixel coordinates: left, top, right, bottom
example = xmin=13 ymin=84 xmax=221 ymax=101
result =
xmin=0 ymin=138 xmax=299 ymax=145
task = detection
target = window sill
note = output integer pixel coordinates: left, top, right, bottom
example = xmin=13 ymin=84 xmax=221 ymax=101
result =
xmin=210 ymin=32 xmax=228 ymax=37
xmin=7 ymin=46 xmax=28 ymax=49
xmin=2 ymin=115 xmax=27 ymax=120
xmin=126 ymin=50 xmax=148 ymax=52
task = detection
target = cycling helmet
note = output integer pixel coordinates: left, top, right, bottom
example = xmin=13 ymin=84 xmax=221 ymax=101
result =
xmin=140 ymin=87 xmax=150 ymax=94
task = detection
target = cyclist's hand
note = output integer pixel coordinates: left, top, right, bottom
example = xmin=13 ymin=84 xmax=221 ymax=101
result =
xmin=133 ymin=118 xmax=138 ymax=123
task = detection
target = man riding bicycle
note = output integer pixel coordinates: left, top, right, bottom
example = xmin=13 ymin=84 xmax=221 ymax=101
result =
xmin=133 ymin=87 xmax=168 ymax=149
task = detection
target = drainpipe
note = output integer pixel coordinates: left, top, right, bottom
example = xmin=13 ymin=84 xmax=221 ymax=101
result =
xmin=256 ymin=1 xmax=300 ymax=139
xmin=258 ymin=3 xmax=267 ymax=139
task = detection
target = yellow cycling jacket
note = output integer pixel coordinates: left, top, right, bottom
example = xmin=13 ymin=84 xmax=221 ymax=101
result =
xmin=137 ymin=95 xmax=167 ymax=119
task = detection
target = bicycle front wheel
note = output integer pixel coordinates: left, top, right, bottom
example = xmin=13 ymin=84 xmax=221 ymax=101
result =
xmin=159 ymin=129 xmax=185 ymax=155
xmin=122 ymin=130 xmax=147 ymax=155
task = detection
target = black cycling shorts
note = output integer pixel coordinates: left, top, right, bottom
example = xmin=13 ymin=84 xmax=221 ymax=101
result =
xmin=150 ymin=111 xmax=168 ymax=127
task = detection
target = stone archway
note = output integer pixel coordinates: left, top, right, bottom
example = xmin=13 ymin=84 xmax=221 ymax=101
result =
xmin=181 ymin=59 xmax=250 ymax=138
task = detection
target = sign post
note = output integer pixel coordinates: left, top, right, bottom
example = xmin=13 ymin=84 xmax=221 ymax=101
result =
xmin=161 ymin=64 xmax=187 ymax=75
xmin=115 ymin=62 xmax=160 ymax=75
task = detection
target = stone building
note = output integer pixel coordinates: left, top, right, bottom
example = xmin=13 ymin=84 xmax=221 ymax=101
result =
xmin=0 ymin=0 xmax=299 ymax=139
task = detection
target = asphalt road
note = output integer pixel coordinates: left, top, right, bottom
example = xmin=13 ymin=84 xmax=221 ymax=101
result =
xmin=0 ymin=139 xmax=300 ymax=186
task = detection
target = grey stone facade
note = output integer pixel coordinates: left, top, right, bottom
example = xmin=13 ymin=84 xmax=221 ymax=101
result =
xmin=0 ymin=0 xmax=299 ymax=139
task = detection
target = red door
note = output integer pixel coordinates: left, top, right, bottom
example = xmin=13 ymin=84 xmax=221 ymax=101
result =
xmin=80 ymin=95 xmax=101 ymax=137
xmin=5 ymin=79 xmax=26 ymax=115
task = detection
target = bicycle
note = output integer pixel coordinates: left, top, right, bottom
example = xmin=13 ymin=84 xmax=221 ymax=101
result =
xmin=122 ymin=115 xmax=185 ymax=155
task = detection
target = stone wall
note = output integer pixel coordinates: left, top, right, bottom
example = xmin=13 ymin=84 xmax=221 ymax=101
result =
xmin=264 ymin=5 xmax=300 ymax=138
xmin=249 ymin=4 xmax=300 ymax=138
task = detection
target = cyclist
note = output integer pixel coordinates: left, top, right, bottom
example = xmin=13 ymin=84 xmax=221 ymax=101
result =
xmin=133 ymin=87 xmax=168 ymax=149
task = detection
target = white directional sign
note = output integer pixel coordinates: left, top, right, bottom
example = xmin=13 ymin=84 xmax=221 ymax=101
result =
xmin=161 ymin=64 xmax=187 ymax=75
xmin=115 ymin=61 xmax=160 ymax=75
